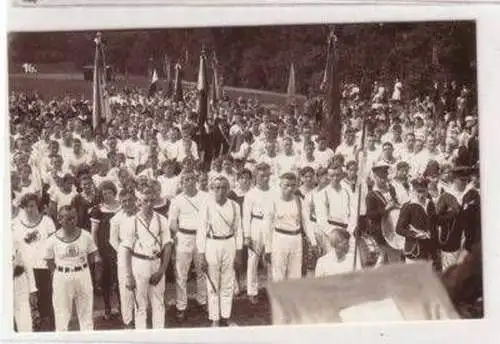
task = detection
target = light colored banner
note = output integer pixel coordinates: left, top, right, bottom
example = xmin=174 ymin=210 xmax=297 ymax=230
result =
xmin=267 ymin=262 xmax=459 ymax=325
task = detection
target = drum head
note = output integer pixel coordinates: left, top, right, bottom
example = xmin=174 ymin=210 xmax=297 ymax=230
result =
xmin=382 ymin=208 xmax=405 ymax=251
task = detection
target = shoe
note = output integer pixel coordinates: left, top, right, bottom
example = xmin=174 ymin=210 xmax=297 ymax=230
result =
xmin=176 ymin=309 xmax=186 ymax=321
xmin=103 ymin=311 xmax=111 ymax=321
xmin=196 ymin=302 xmax=208 ymax=314
xmin=123 ymin=322 xmax=134 ymax=329
xmin=211 ymin=320 xmax=219 ymax=327
xmin=248 ymin=295 xmax=259 ymax=305
xmin=219 ymin=318 xmax=229 ymax=327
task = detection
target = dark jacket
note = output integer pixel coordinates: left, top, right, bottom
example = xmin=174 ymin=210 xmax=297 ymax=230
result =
xmin=396 ymin=200 xmax=438 ymax=260
xmin=461 ymin=188 xmax=481 ymax=251
xmin=435 ymin=191 xmax=462 ymax=252
xmin=365 ymin=186 xmax=398 ymax=246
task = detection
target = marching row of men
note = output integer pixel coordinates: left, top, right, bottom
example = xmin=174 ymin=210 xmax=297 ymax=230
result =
xmin=12 ymin=154 xmax=480 ymax=331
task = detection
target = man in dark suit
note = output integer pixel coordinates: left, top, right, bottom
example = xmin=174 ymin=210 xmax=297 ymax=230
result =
xmin=396 ymin=177 xmax=438 ymax=264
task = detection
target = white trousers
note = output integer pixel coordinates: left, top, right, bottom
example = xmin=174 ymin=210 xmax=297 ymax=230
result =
xmin=175 ymin=233 xmax=207 ymax=311
xmin=205 ymin=237 xmax=236 ymax=321
xmin=117 ymin=246 xmax=134 ymax=325
xmin=14 ymin=274 xmax=33 ymax=332
xmin=52 ymin=269 xmax=94 ymax=331
xmin=131 ymin=257 xmax=165 ymax=329
xmin=271 ymin=232 xmax=302 ymax=282
xmin=246 ymin=219 xmax=266 ymax=296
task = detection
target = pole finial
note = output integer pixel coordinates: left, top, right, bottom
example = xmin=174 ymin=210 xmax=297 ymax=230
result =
xmin=94 ymin=32 xmax=102 ymax=45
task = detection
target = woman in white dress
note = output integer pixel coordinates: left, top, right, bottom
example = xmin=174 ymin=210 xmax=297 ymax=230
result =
xmin=13 ymin=193 xmax=57 ymax=331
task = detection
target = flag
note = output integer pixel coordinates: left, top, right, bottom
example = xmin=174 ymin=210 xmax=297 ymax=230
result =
xmin=323 ymin=28 xmax=342 ymax=149
xmin=287 ymin=62 xmax=296 ymax=105
xmin=211 ymin=51 xmax=221 ymax=106
xmin=266 ymin=262 xmax=459 ymax=325
xmin=184 ymin=47 xmax=189 ymax=65
xmin=173 ymin=62 xmax=183 ymax=102
xmin=147 ymin=69 xmax=159 ymax=98
xmin=197 ymin=49 xmax=209 ymax=130
xmin=163 ymin=54 xmax=172 ymax=83
xmin=92 ymin=32 xmax=112 ymax=131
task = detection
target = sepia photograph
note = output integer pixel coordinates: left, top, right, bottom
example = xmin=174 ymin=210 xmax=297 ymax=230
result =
xmin=7 ymin=21 xmax=481 ymax=333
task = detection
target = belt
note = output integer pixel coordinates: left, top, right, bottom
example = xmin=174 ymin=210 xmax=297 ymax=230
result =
xmin=178 ymin=228 xmax=197 ymax=235
xmin=275 ymin=228 xmax=302 ymax=236
xmin=127 ymin=156 xmax=135 ymax=159
xmin=131 ymin=251 xmax=161 ymax=261
xmin=207 ymin=233 xmax=234 ymax=240
xmin=56 ymin=263 xmax=88 ymax=273
xmin=328 ymin=220 xmax=348 ymax=229
xmin=251 ymin=213 xmax=264 ymax=220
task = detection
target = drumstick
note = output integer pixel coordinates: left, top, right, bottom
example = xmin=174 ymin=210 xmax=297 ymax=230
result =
xmin=408 ymin=225 xmax=430 ymax=239
xmin=205 ymin=272 xmax=217 ymax=293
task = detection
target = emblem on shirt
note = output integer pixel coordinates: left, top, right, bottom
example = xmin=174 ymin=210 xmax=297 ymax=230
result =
xmin=65 ymin=244 xmax=79 ymax=257
xmin=24 ymin=230 xmax=41 ymax=244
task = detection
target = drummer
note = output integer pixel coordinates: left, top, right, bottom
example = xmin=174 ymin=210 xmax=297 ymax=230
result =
xmin=365 ymin=161 xmax=404 ymax=265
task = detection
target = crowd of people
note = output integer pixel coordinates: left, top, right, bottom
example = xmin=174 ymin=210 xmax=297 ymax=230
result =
xmin=10 ymin=76 xmax=482 ymax=332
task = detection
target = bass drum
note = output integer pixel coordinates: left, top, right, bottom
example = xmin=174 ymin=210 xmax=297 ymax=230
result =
xmin=381 ymin=208 xmax=405 ymax=251
xmin=358 ymin=234 xmax=381 ymax=268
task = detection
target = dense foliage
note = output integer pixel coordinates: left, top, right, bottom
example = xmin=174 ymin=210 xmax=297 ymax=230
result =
xmin=9 ymin=21 xmax=476 ymax=97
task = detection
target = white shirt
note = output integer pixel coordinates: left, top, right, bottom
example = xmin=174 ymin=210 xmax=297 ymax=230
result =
xmin=220 ymin=171 xmax=238 ymax=190
xmin=49 ymin=187 xmax=78 ymax=210
xmin=275 ymin=153 xmax=300 ymax=176
xmin=315 ymin=251 xmax=352 ymax=277
xmin=335 ymin=142 xmax=357 ymax=162
xmin=122 ymin=212 xmax=172 ymax=257
xmin=175 ymin=139 xmax=199 ymax=162
xmin=231 ymin=141 xmax=251 ymax=160
xmin=12 ymin=215 xmax=56 ymax=269
xmin=196 ymin=198 xmax=243 ymax=254
xmin=267 ymin=195 xmax=316 ymax=253
xmin=92 ymin=174 xmax=114 ymax=190
xmin=169 ymin=191 xmax=208 ymax=231
xmin=297 ymin=155 xmax=321 ymax=171
xmin=229 ymin=123 xmax=243 ymax=137
xmin=409 ymin=149 xmax=430 ymax=177
xmin=160 ymin=141 xmax=179 ymax=161
xmin=158 ymin=175 xmax=180 ymax=201
xmin=398 ymin=147 xmax=415 ymax=164
xmin=67 ymin=152 xmax=91 ymax=171
xmin=242 ymin=186 xmax=275 ymax=238
xmin=365 ymin=147 xmax=382 ymax=168
xmin=45 ymin=229 xmax=98 ymax=268
xmin=315 ymin=148 xmax=335 ymax=168
xmin=88 ymin=143 xmax=109 ymax=161
xmin=315 ymin=184 xmax=354 ymax=234
xmin=108 ymin=210 xmax=136 ymax=252
xmin=123 ymin=139 xmax=143 ymax=160
xmin=392 ymin=180 xmax=410 ymax=205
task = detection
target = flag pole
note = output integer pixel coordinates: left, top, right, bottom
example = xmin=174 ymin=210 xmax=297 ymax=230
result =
xmin=352 ymin=106 xmax=368 ymax=272
xmin=92 ymin=32 xmax=102 ymax=131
